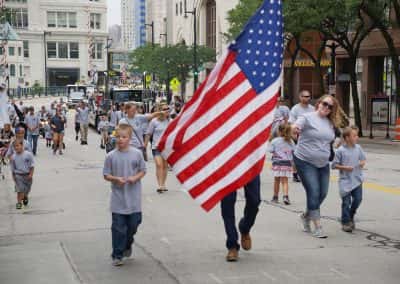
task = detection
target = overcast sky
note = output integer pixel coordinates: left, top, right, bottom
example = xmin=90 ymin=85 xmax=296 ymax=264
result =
xmin=107 ymin=0 xmax=121 ymax=27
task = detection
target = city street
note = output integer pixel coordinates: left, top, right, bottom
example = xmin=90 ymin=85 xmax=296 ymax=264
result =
xmin=0 ymin=98 xmax=399 ymax=284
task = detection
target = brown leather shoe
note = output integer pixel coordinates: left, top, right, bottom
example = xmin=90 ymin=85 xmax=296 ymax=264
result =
xmin=241 ymin=233 xmax=252 ymax=251
xmin=226 ymin=248 xmax=238 ymax=262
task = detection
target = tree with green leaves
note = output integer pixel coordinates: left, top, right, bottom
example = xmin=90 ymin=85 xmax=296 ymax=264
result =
xmin=362 ymin=0 xmax=400 ymax=116
xmin=129 ymin=43 xmax=215 ymax=97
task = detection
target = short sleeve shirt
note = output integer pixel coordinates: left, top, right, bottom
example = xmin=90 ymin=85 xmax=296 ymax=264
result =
xmin=50 ymin=115 xmax=66 ymax=133
xmin=332 ymin=144 xmax=366 ymax=196
xmin=289 ymin=104 xmax=315 ymax=123
xmin=11 ymin=150 xmax=34 ymax=174
xmin=103 ymin=147 xmax=147 ymax=214
xmin=78 ymin=107 xmax=89 ymax=125
xmin=25 ymin=114 xmax=40 ymax=135
xmin=268 ymin=137 xmax=294 ymax=162
xmin=146 ymin=118 xmax=169 ymax=149
xmin=119 ymin=114 xmax=149 ymax=148
xmin=294 ymin=112 xmax=335 ymax=168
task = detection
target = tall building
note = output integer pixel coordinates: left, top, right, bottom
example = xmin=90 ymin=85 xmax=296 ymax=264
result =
xmin=108 ymin=24 xmax=122 ymax=48
xmin=146 ymin=0 xmax=168 ymax=45
xmin=4 ymin=0 xmax=108 ymax=88
xmin=121 ymin=0 xmax=145 ymax=50
xmin=165 ymin=0 xmax=238 ymax=95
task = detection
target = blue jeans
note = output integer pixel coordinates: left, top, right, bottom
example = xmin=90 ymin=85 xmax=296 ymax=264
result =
xmin=27 ymin=133 xmax=39 ymax=155
xmin=293 ymin=155 xmax=330 ymax=220
xmin=221 ymin=175 xmax=261 ymax=250
xmin=341 ymin=185 xmax=363 ymax=224
xmin=111 ymin=212 xmax=142 ymax=260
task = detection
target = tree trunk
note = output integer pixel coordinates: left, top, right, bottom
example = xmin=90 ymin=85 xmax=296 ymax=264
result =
xmin=349 ymin=58 xmax=363 ymax=136
xmin=314 ymin=63 xmax=325 ymax=96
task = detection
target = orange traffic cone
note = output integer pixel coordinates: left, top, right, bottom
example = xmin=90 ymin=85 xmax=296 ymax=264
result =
xmin=393 ymin=118 xmax=400 ymax=142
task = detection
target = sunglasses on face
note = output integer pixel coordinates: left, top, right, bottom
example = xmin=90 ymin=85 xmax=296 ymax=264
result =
xmin=162 ymin=108 xmax=170 ymax=111
xmin=321 ymin=101 xmax=334 ymax=110
xmin=301 ymin=95 xmax=311 ymax=98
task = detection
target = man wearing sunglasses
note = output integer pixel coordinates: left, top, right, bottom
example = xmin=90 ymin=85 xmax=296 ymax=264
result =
xmin=289 ymin=90 xmax=315 ymax=123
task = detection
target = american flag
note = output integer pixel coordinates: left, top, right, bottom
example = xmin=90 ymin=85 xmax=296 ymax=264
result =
xmin=158 ymin=0 xmax=284 ymax=211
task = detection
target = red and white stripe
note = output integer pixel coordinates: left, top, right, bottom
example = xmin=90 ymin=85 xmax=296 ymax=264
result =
xmin=159 ymin=51 xmax=281 ymax=211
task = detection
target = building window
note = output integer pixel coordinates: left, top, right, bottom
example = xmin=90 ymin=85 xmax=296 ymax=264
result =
xmin=69 ymin=12 xmax=77 ymax=28
xmin=19 ymin=65 xmax=23 ymax=77
xmin=47 ymin=12 xmax=77 ymax=28
xmin=180 ymin=1 xmax=183 ymax=15
xmin=23 ymin=41 xmax=29 ymax=58
xmin=58 ymin=42 xmax=68 ymax=58
xmin=90 ymin=13 xmax=101 ymax=29
xmin=96 ymin=43 xmax=103 ymax=59
xmin=58 ymin=12 xmax=67 ymax=28
xmin=206 ymin=0 xmax=216 ymax=50
xmin=9 ymin=46 xmax=15 ymax=56
xmin=10 ymin=64 xmax=16 ymax=77
xmin=47 ymin=42 xmax=57 ymax=58
xmin=69 ymin=42 xmax=79 ymax=59
xmin=176 ymin=3 xmax=178 ymax=16
xmin=18 ymin=47 xmax=21 ymax=56
xmin=7 ymin=8 xmax=28 ymax=29
xmin=47 ymin=12 xmax=56 ymax=27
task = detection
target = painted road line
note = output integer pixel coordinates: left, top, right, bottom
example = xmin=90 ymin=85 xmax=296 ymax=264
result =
xmin=330 ymin=268 xmax=350 ymax=279
xmin=208 ymin=273 xmax=224 ymax=284
xmin=330 ymin=176 xmax=400 ymax=195
xmin=262 ymin=271 xmax=277 ymax=281
xmin=264 ymin=162 xmax=400 ymax=196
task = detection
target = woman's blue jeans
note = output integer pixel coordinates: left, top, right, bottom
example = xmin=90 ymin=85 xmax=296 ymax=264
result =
xmin=293 ymin=155 xmax=330 ymax=220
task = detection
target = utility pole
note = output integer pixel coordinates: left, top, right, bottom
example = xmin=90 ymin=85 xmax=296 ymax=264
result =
xmin=185 ymin=2 xmax=198 ymax=92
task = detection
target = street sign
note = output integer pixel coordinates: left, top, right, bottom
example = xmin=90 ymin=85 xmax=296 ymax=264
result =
xmin=145 ymin=74 xmax=152 ymax=84
xmin=170 ymin=77 xmax=181 ymax=92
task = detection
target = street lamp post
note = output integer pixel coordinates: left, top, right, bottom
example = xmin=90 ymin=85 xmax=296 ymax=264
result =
xmin=145 ymin=21 xmax=155 ymax=48
xmin=43 ymin=31 xmax=51 ymax=96
xmin=105 ymin=37 xmax=113 ymax=99
xmin=184 ymin=2 xmax=198 ymax=92
xmin=160 ymin=32 xmax=171 ymax=102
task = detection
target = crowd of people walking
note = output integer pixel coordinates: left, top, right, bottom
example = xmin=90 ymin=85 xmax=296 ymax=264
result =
xmin=0 ymin=91 xmax=367 ymax=265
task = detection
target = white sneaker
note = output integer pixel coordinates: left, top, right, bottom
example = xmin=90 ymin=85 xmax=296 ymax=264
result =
xmin=313 ymin=227 xmax=328 ymax=238
xmin=300 ymin=213 xmax=311 ymax=233
xmin=112 ymin=258 xmax=124 ymax=266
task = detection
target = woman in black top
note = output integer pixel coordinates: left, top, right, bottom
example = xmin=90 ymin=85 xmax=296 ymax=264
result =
xmin=50 ymin=108 xmax=66 ymax=155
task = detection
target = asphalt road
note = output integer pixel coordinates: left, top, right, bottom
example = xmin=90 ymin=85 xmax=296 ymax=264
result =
xmin=0 ymin=97 xmax=399 ymax=284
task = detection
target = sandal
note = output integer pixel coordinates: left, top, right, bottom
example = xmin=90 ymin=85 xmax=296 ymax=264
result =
xmin=156 ymin=188 xmax=163 ymax=193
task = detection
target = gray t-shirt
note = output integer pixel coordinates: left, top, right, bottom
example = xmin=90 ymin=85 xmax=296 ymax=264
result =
xmin=146 ymin=118 xmax=169 ymax=149
xmin=77 ymin=107 xmax=89 ymax=125
xmin=294 ymin=112 xmax=335 ymax=168
xmin=109 ymin=110 xmax=118 ymax=127
xmin=25 ymin=114 xmax=40 ymax=135
xmin=267 ymin=137 xmax=294 ymax=163
xmin=6 ymin=139 xmax=32 ymax=157
xmin=119 ymin=115 xmax=149 ymax=148
xmin=11 ymin=150 xmax=34 ymax=174
xmin=289 ymin=103 xmax=315 ymax=123
xmin=332 ymin=144 xmax=366 ymax=197
xmin=103 ymin=147 xmax=146 ymax=214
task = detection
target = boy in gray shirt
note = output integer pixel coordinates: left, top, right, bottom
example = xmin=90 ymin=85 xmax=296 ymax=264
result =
xmin=103 ymin=124 xmax=146 ymax=266
xmin=332 ymin=126 xmax=366 ymax=233
xmin=11 ymin=140 xmax=34 ymax=209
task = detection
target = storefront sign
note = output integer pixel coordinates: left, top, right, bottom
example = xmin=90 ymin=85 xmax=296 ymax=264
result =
xmin=284 ymin=59 xmax=331 ymax=68
xmin=371 ymin=97 xmax=389 ymax=124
